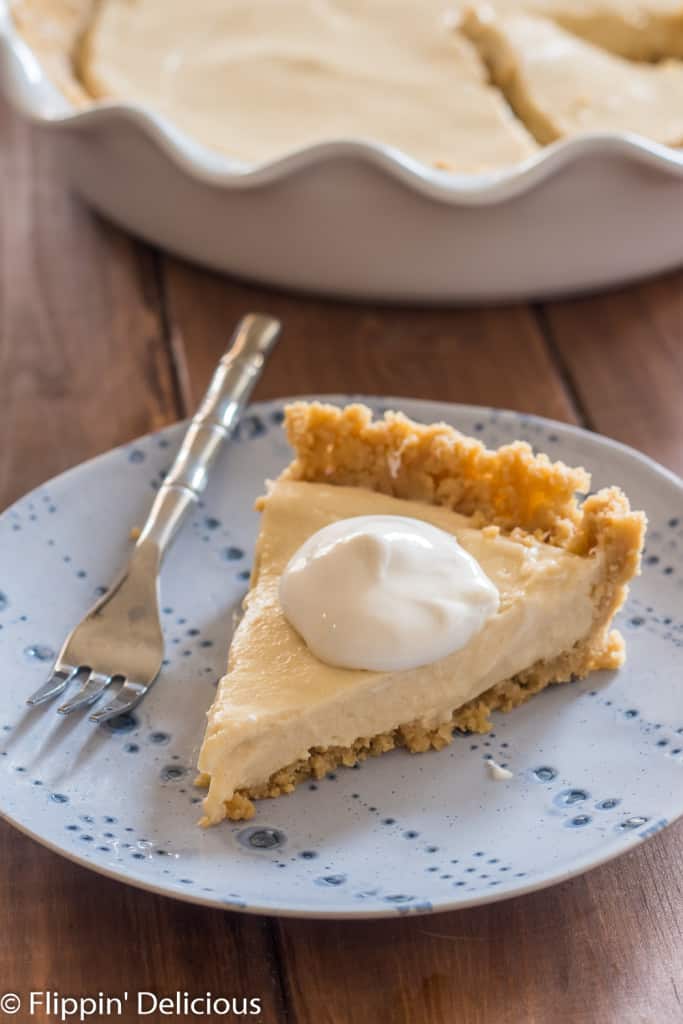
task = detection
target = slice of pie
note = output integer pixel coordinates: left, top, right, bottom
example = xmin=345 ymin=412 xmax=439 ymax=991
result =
xmin=197 ymin=402 xmax=645 ymax=824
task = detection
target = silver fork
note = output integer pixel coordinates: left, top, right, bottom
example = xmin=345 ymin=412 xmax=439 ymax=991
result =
xmin=26 ymin=313 xmax=281 ymax=725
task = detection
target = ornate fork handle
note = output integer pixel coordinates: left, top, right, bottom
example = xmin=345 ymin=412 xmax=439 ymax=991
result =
xmin=137 ymin=314 xmax=281 ymax=555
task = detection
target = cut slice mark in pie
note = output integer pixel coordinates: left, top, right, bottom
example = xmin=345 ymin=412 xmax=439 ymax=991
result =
xmin=467 ymin=0 xmax=683 ymax=61
xmin=461 ymin=6 xmax=683 ymax=146
xmin=196 ymin=402 xmax=646 ymax=824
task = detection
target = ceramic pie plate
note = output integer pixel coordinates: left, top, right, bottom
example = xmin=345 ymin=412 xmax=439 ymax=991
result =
xmin=1 ymin=396 xmax=682 ymax=920
xmin=2 ymin=3 xmax=683 ymax=301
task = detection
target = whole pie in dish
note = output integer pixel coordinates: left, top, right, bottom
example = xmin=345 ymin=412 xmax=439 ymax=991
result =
xmin=196 ymin=402 xmax=645 ymax=824
xmin=10 ymin=0 xmax=683 ymax=171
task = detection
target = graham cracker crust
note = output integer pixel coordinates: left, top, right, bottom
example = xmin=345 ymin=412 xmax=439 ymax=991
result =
xmin=210 ymin=631 xmax=624 ymax=822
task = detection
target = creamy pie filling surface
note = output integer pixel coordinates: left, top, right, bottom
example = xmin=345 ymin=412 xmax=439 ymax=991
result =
xmin=198 ymin=479 xmax=603 ymax=825
xmin=11 ymin=0 xmax=683 ymax=170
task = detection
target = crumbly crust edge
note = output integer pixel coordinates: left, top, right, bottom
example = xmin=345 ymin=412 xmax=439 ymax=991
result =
xmin=199 ymin=629 xmax=625 ymax=823
xmin=282 ymin=401 xmax=645 ymax=557
xmin=282 ymin=401 xmax=593 ymax=544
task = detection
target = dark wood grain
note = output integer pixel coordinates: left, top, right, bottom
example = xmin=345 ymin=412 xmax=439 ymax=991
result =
xmin=0 ymin=97 xmax=285 ymax=1024
xmin=0 ymin=107 xmax=177 ymax=506
xmin=162 ymin=259 xmax=577 ymax=422
xmin=538 ymin=271 xmax=683 ymax=474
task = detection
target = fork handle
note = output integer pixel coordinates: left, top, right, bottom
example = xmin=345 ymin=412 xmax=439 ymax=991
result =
xmin=136 ymin=313 xmax=281 ymax=555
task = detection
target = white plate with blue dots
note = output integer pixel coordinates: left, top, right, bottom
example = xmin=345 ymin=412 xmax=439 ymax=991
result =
xmin=1 ymin=396 xmax=682 ymax=919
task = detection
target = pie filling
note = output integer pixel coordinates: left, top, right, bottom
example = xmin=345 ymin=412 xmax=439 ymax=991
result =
xmin=196 ymin=402 xmax=646 ymax=825
xmin=476 ymin=0 xmax=683 ymax=60
xmin=199 ymin=479 xmax=605 ymax=824
xmin=11 ymin=0 xmax=683 ymax=170
xmin=461 ymin=7 xmax=683 ymax=148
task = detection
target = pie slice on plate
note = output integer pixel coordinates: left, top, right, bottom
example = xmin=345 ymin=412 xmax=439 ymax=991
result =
xmin=197 ymin=402 xmax=645 ymax=824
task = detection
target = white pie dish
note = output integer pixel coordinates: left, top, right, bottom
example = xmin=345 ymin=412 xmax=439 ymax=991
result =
xmin=2 ymin=2 xmax=683 ymax=302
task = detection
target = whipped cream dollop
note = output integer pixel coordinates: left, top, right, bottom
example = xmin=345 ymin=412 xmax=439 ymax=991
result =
xmin=279 ymin=515 xmax=500 ymax=671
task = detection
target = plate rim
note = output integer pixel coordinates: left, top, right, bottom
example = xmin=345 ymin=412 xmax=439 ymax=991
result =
xmin=1 ymin=394 xmax=681 ymax=920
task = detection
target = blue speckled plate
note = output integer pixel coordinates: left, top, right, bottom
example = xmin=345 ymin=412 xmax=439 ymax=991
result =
xmin=1 ymin=397 xmax=682 ymax=919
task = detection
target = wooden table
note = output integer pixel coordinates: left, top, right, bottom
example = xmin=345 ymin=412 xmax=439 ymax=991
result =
xmin=2 ymin=95 xmax=683 ymax=1024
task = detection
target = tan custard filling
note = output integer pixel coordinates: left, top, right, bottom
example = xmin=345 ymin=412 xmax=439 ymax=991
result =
xmin=198 ymin=479 xmax=604 ymax=824
xmin=73 ymin=0 xmax=538 ymax=171
xmin=461 ymin=7 xmax=683 ymax=147
xmin=12 ymin=0 xmax=683 ymax=168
